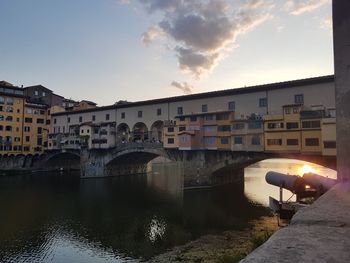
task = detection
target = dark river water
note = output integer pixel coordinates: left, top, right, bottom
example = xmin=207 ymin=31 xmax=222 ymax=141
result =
xmin=0 ymin=159 xmax=336 ymax=262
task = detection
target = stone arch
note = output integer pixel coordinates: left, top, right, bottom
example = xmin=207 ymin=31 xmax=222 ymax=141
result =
xmin=44 ymin=151 xmax=81 ymax=170
xmin=132 ymin=122 xmax=149 ymax=142
xmin=105 ymin=147 xmax=171 ymax=176
xmin=150 ymin=120 xmax=164 ymax=142
xmin=117 ymin=123 xmax=131 ymax=143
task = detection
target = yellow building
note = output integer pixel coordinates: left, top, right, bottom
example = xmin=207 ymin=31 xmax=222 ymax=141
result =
xmin=264 ymin=104 xmax=336 ymax=156
xmin=23 ymin=103 xmax=50 ymax=154
xmin=0 ymin=82 xmax=25 ymax=155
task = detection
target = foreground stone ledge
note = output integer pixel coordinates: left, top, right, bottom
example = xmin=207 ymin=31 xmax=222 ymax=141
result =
xmin=241 ymin=183 xmax=350 ymax=263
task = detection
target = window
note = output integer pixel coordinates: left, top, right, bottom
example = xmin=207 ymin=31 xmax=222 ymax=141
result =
xmin=203 ymin=126 xmax=216 ymax=132
xmin=217 ymin=125 xmax=231 ymax=132
xmin=220 ymin=137 xmax=229 ymax=144
xmin=6 ymin=106 xmax=13 ymax=112
xmin=106 ymin=114 xmax=110 ymax=121
xmin=179 ymin=126 xmax=186 ymax=132
xmin=190 ymin=116 xmax=197 ymax=122
xmin=179 ymin=116 xmax=185 ymax=122
xmin=228 ymin=101 xmax=235 ymax=111
xmin=42 ymin=91 xmax=46 ymax=97
xmin=259 ymin=98 xmax=267 ymax=107
xmin=302 ymin=121 xmax=321 ymax=129
xmin=205 ymin=114 xmax=215 ymax=120
xmin=79 ymin=116 xmax=83 ymax=122
xmin=251 ymin=136 xmax=261 ymax=145
xmin=248 ymin=121 xmax=262 ymax=129
xmin=37 ymin=118 xmax=44 ymax=124
xmin=167 ymin=127 xmax=174 ymax=132
xmin=68 ymin=117 xmax=70 ymax=123
xmin=138 ymin=111 xmax=142 ymax=118
xmin=26 ymin=136 xmax=30 ymax=142
xmin=38 ymin=127 xmax=42 ymax=134
xmin=202 ymin=104 xmax=208 ymax=112
xmin=5 ymin=116 xmax=13 ymax=121
xmin=167 ymin=138 xmax=174 ymax=144
xmin=34 ymin=90 xmax=39 ymax=96
xmin=92 ymin=115 xmax=96 ymax=121
xmin=0 ymin=96 xmax=4 ymax=104
xmin=204 ymin=137 xmax=216 ymax=145
xmin=54 ymin=118 xmax=57 ymax=124
xmin=232 ymin=123 xmax=245 ymax=130
xmin=234 ymin=136 xmax=243 ymax=144
xmin=305 ymin=138 xmax=319 ymax=146
xmin=5 ymin=125 xmax=12 ymax=131
xmin=177 ymin=107 xmax=183 ymax=115
xmin=295 ymin=94 xmax=304 ymax=104
xmin=267 ymin=139 xmax=282 ymax=146
xmin=285 ymin=108 xmax=291 ymax=114
xmin=24 ymin=126 xmax=30 ymax=132
xmin=14 ymin=137 xmax=20 ymax=142
xmin=0 ymin=125 xmax=2 ymax=130
xmin=181 ymin=136 xmax=189 ymax=143
xmin=0 ymin=115 xmax=3 ymax=121
xmin=37 ymin=137 xmax=42 ymax=146
xmin=293 ymin=108 xmax=299 ymax=114
xmin=216 ymin=113 xmax=229 ymax=120
xmin=157 ymin=108 xmax=162 ymax=116
xmin=267 ymin=122 xmax=284 ymax=129
xmin=324 ymin=141 xmax=336 ymax=149
xmin=286 ymin=122 xmax=299 ymax=129
xmin=25 ymin=118 xmax=32 ymax=123
xmin=287 ymin=139 xmax=299 ymax=145
xmin=6 ymin=97 xmax=13 ymax=105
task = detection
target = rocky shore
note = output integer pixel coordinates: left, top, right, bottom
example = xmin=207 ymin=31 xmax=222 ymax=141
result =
xmin=148 ymin=216 xmax=279 ymax=263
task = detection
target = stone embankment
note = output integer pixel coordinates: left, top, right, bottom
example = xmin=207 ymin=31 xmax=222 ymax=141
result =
xmin=241 ymin=183 xmax=350 ymax=263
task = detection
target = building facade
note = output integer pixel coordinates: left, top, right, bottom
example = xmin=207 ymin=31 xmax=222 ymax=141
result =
xmin=49 ymin=75 xmax=336 ymax=157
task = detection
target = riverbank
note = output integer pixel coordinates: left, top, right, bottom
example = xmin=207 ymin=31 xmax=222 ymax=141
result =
xmin=148 ymin=216 xmax=279 ymax=263
xmin=241 ymin=183 xmax=350 ymax=262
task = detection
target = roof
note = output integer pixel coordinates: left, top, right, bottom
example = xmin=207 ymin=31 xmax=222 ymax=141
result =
xmin=0 ymin=81 xmax=14 ymax=87
xmin=80 ymin=100 xmax=97 ymax=105
xmin=24 ymin=85 xmax=53 ymax=93
xmin=52 ymin=75 xmax=334 ymax=117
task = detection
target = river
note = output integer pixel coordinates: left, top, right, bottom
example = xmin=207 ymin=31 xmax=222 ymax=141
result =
xmin=0 ymin=159 xmax=336 ymax=262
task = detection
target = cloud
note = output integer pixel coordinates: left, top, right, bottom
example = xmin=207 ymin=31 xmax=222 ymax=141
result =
xmin=139 ymin=0 xmax=273 ymax=77
xmin=320 ymin=16 xmax=332 ymax=30
xmin=170 ymin=81 xmax=193 ymax=95
xmin=142 ymin=26 xmax=164 ymax=45
xmin=285 ymin=0 xmax=330 ymax=15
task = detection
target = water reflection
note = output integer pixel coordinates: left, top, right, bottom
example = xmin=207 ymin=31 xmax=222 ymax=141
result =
xmin=244 ymin=158 xmax=337 ymax=207
xmin=0 ymin=169 xmax=269 ymax=263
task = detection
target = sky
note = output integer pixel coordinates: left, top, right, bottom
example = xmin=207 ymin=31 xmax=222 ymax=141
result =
xmin=0 ymin=0 xmax=333 ymax=105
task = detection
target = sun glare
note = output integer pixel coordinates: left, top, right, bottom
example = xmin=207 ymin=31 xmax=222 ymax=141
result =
xmin=298 ymin=164 xmax=317 ymax=176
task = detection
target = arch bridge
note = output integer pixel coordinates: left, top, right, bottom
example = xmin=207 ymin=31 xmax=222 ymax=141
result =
xmin=28 ymin=143 xmax=337 ymax=187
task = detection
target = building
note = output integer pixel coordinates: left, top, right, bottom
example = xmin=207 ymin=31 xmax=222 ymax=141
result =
xmin=49 ymin=75 xmax=336 ymax=156
xmin=25 ymin=85 xmax=64 ymax=107
xmin=264 ymin=104 xmax=336 ymax=155
xmin=22 ymin=102 xmax=50 ymax=154
xmin=0 ymin=82 xmax=25 ymax=154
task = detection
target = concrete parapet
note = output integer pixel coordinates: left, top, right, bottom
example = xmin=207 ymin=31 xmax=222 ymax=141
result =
xmin=241 ymin=183 xmax=350 ymax=263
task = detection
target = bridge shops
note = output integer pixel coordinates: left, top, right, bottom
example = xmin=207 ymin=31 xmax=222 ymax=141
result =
xmin=46 ymin=75 xmax=335 ymax=156
xmin=162 ymin=104 xmax=336 ymax=157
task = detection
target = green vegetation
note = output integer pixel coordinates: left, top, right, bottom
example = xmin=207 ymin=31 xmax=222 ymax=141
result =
xmin=215 ymin=231 xmax=272 ymax=263
xmin=216 ymin=253 xmax=246 ymax=263
xmin=250 ymin=231 xmax=273 ymax=250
